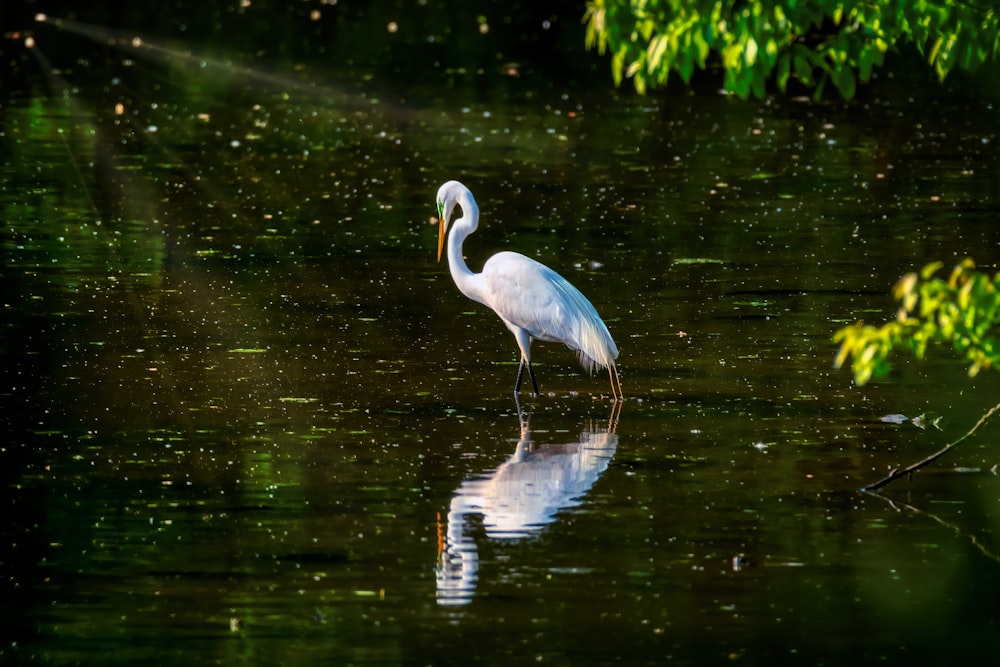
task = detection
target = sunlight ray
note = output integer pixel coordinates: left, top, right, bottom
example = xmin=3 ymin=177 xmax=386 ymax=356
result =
xmin=35 ymin=14 xmax=366 ymax=107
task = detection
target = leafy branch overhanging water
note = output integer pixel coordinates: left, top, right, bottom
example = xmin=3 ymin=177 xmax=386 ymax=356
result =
xmin=585 ymin=0 xmax=1000 ymax=99
xmin=835 ymin=259 xmax=1000 ymax=490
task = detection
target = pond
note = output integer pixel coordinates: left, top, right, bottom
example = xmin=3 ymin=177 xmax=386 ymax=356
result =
xmin=3 ymin=2 xmax=1000 ymax=665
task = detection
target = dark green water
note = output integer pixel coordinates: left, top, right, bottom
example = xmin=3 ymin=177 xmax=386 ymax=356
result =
xmin=4 ymin=3 xmax=1000 ymax=665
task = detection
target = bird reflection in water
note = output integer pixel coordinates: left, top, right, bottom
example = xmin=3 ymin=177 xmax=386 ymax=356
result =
xmin=436 ymin=400 xmax=622 ymax=606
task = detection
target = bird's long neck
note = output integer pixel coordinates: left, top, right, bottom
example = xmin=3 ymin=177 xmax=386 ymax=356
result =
xmin=447 ymin=197 xmax=489 ymax=306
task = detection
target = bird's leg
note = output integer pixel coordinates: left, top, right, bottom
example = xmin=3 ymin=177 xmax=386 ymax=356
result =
xmin=608 ymin=364 xmax=624 ymax=401
xmin=526 ymin=361 xmax=540 ymax=396
xmin=514 ymin=358 xmax=526 ymax=395
xmin=513 ymin=358 xmax=540 ymax=397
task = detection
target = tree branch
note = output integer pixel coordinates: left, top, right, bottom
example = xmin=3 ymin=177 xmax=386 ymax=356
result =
xmin=861 ymin=401 xmax=1000 ymax=492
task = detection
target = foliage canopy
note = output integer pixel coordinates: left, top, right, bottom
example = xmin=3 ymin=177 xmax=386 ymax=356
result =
xmin=584 ymin=0 xmax=1000 ymax=99
xmin=835 ymin=259 xmax=1000 ymax=386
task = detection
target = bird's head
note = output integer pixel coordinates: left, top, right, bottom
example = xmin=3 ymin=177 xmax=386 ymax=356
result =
xmin=435 ymin=180 xmax=470 ymax=262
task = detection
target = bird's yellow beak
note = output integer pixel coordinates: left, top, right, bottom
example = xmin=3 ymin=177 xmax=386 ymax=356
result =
xmin=436 ymin=208 xmax=447 ymax=262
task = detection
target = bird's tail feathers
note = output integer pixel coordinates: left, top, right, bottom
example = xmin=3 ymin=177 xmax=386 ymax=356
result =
xmin=576 ymin=348 xmax=616 ymax=376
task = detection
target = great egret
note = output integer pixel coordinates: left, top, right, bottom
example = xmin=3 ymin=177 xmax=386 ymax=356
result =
xmin=435 ymin=180 xmax=622 ymax=399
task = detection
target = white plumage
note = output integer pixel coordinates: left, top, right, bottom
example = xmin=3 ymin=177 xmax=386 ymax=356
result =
xmin=435 ymin=180 xmax=622 ymax=399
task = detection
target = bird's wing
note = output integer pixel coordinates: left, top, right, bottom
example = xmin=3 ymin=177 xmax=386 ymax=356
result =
xmin=482 ymin=252 xmax=618 ymax=371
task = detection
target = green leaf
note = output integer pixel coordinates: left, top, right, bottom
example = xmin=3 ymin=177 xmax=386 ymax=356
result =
xmin=922 ymin=261 xmax=944 ymax=280
xmin=831 ymin=65 xmax=856 ymax=100
xmin=776 ymin=52 xmax=791 ymax=91
xmin=647 ymin=34 xmax=668 ymax=70
xmin=793 ymin=50 xmax=813 ymax=85
xmin=858 ymin=45 xmax=883 ymax=82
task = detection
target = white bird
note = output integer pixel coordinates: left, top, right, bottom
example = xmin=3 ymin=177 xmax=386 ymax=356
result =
xmin=435 ymin=180 xmax=622 ymax=399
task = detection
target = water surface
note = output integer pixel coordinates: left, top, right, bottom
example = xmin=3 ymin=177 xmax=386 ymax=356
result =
xmin=4 ymin=4 xmax=1000 ymax=665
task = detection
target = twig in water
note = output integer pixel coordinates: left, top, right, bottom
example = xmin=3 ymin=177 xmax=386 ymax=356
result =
xmin=862 ymin=401 xmax=1000 ymax=492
